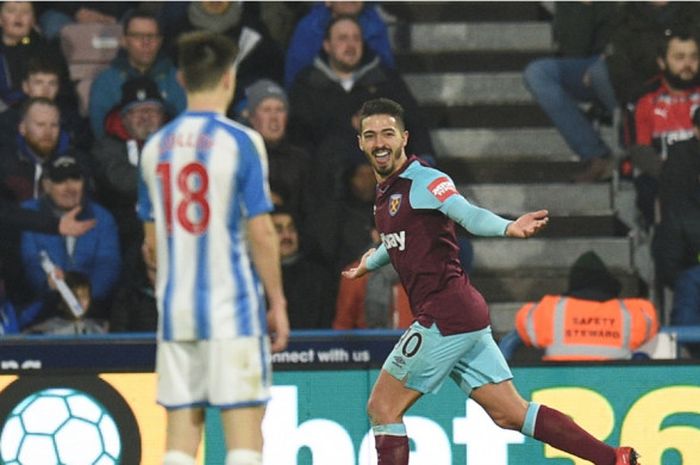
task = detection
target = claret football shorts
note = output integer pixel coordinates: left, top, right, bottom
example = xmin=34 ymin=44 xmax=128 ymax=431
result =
xmin=156 ymin=336 xmax=272 ymax=409
xmin=383 ymin=322 xmax=512 ymax=395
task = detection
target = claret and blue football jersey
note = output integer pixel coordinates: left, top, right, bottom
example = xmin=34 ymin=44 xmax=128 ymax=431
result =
xmin=371 ymin=156 xmax=511 ymax=335
xmin=138 ymin=111 xmax=274 ymax=342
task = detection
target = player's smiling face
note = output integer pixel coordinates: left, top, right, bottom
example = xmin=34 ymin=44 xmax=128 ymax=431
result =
xmin=358 ymin=114 xmax=408 ymax=181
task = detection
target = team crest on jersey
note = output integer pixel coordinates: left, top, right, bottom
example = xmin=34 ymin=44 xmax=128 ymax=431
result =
xmin=428 ymin=176 xmax=457 ymax=202
xmin=389 ymin=194 xmax=402 ymax=216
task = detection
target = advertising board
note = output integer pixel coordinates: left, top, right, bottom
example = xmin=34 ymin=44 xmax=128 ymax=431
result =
xmin=0 ymin=336 xmax=698 ymax=464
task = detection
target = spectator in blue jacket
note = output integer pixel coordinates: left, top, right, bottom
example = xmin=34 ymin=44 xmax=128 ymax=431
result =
xmin=284 ymin=1 xmax=395 ymax=88
xmin=0 ymin=267 xmax=50 ymax=334
xmin=88 ymin=9 xmax=186 ymax=138
xmin=20 ymin=155 xmax=120 ymax=320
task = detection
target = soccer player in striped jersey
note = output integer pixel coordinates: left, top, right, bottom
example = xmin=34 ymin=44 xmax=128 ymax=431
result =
xmin=343 ymin=98 xmax=640 ymax=465
xmin=138 ymin=31 xmax=288 ymax=465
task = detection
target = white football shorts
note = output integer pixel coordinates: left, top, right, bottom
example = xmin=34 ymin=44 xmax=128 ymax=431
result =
xmin=156 ymin=336 xmax=272 ymax=409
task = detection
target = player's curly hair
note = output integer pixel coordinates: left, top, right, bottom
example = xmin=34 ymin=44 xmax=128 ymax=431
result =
xmin=358 ymin=98 xmax=406 ymax=131
xmin=177 ymin=31 xmax=238 ymax=93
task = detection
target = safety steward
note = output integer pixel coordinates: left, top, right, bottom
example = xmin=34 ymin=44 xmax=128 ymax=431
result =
xmin=515 ymin=251 xmax=659 ymax=361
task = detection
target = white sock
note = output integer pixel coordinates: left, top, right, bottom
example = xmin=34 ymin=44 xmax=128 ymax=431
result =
xmin=225 ymin=449 xmax=262 ymax=465
xmin=163 ymin=450 xmax=196 ymax=465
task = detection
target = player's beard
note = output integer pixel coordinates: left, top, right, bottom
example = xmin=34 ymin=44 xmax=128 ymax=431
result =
xmin=371 ymin=146 xmax=402 ymax=177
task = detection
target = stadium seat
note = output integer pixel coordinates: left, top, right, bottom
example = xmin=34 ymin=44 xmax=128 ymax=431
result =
xmin=59 ymin=23 xmax=122 ymax=116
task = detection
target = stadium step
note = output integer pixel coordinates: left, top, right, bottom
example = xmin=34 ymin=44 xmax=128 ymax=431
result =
xmin=396 ymin=51 xmax=548 ymax=73
xmin=430 ymin=127 xmax=616 ymax=159
xmin=461 ymin=215 xmax=623 ymax=239
xmin=392 ymin=22 xmax=553 ymax=52
xmin=392 ymin=2 xmax=546 ymax=23
xmin=489 ymin=302 xmax=525 ymax=334
xmin=391 ymin=2 xmax=648 ymax=315
xmin=441 ymin=159 xmax=580 ymax=183
xmin=474 ymin=267 xmax=643 ymax=304
xmin=523 ymin=216 xmax=627 ymax=239
xmin=420 ymin=103 xmax=551 ymax=129
xmin=406 ymin=72 xmax=532 ymax=105
xmin=458 ymin=183 xmax=612 ymax=217
xmin=470 ymin=237 xmax=634 ymax=271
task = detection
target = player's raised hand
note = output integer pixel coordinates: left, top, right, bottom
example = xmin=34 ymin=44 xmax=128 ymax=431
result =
xmin=342 ymin=248 xmax=375 ymax=279
xmin=267 ymin=298 xmax=290 ymax=352
xmin=506 ymin=209 xmax=549 ymax=238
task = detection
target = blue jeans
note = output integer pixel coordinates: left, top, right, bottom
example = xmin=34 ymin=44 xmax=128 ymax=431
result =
xmin=672 ymin=265 xmax=700 ymax=326
xmin=523 ymin=55 xmax=617 ymax=160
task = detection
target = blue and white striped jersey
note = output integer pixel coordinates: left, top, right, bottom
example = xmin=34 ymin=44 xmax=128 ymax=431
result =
xmin=138 ymin=111 xmax=274 ymax=341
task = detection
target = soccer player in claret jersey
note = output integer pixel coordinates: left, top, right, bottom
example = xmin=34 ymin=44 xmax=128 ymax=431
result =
xmin=138 ymin=31 xmax=288 ymax=465
xmin=343 ymin=98 xmax=640 ymax=465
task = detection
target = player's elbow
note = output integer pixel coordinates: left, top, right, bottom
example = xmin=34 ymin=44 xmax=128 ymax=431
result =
xmin=247 ymin=215 xmax=278 ymax=248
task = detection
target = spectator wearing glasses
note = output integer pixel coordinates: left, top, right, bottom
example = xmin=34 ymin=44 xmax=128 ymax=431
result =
xmin=88 ymin=9 xmax=185 ymax=138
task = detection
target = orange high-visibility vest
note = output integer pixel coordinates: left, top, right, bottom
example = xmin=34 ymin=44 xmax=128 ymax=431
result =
xmin=515 ymin=295 xmax=659 ymax=361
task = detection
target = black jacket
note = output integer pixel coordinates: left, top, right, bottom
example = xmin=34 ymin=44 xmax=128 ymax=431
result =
xmin=654 ymin=138 xmax=700 ymax=288
xmin=654 ymin=201 xmax=700 ymax=288
xmin=282 ymin=253 xmax=336 ymax=329
xmin=288 ymin=49 xmax=434 ymax=160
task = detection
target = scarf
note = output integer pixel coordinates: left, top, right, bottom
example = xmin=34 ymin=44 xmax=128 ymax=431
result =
xmin=188 ymin=1 xmax=243 ymax=34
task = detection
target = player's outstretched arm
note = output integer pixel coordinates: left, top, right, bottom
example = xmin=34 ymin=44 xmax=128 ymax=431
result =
xmin=342 ymin=248 xmax=376 ymax=279
xmin=505 ymin=209 xmax=549 ymax=238
xmin=247 ymin=214 xmax=289 ymax=352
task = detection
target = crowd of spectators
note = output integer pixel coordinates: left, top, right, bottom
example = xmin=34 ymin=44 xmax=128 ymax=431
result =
xmin=0 ymin=1 xmax=429 ymax=335
xmin=1 ymin=1 xmax=699 ymax=351
xmin=523 ymin=2 xmax=700 ymax=356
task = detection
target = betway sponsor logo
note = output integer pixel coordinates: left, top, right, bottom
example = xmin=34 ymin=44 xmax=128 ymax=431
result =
xmin=381 ymin=231 xmax=406 ymax=251
xmin=263 ymin=386 xmax=525 ymax=465
xmin=428 ymin=176 xmax=457 ymax=202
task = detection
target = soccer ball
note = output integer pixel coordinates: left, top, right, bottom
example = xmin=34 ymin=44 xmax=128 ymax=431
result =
xmin=0 ymin=387 xmax=121 ymax=465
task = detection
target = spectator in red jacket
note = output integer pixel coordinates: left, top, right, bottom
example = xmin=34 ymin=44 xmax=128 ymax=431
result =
xmin=628 ymin=31 xmax=700 ymax=227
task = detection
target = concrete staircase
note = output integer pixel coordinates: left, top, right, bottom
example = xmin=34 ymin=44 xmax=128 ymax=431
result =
xmin=389 ymin=2 xmax=643 ymax=335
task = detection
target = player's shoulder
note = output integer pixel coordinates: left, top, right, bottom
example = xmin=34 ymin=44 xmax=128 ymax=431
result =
xmin=401 ymin=159 xmax=453 ymax=187
xmin=211 ymin=116 xmax=268 ymax=162
xmin=402 ymin=159 xmax=459 ymax=206
xmin=141 ymin=115 xmax=179 ymax=153
xmin=212 ymin=115 xmax=265 ymax=146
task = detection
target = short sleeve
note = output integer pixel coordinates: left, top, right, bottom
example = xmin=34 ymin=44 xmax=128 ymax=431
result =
xmin=237 ymin=130 xmax=274 ymax=218
xmin=407 ymin=165 xmax=460 ymax=211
